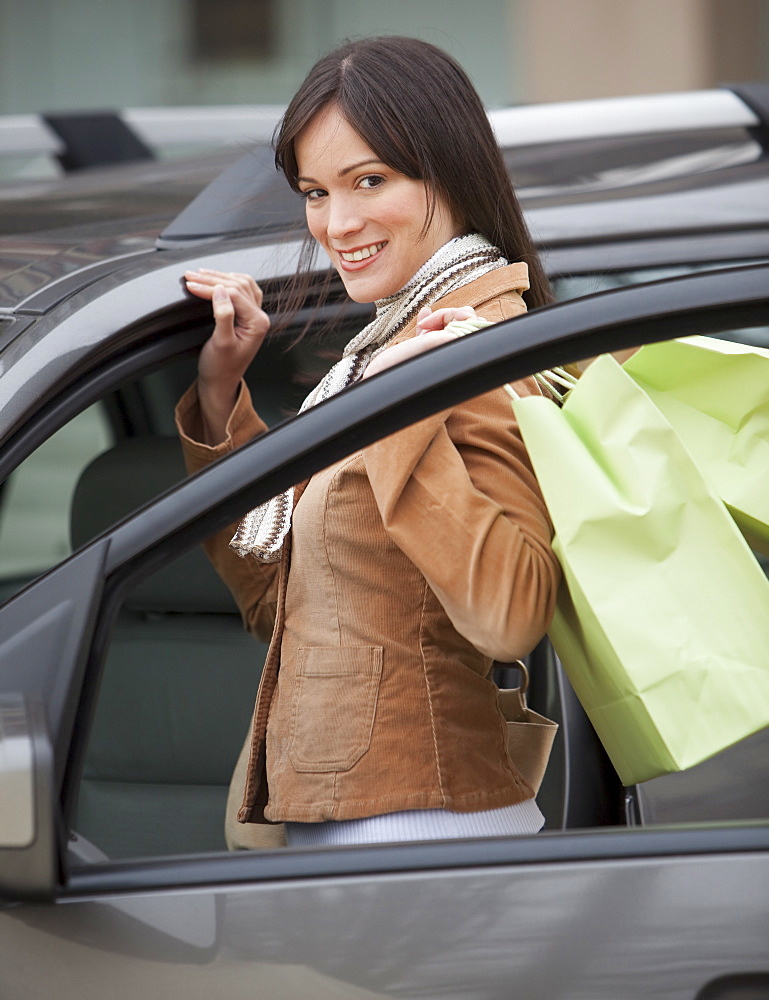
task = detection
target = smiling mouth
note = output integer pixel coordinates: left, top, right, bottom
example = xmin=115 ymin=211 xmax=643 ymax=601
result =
xmin=339 ymin=242 xmax=386 ymax=263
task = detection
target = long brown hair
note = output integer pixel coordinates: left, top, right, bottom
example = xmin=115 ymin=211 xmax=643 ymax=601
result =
xmin=272 ymin=36 xmax=553 ymax=330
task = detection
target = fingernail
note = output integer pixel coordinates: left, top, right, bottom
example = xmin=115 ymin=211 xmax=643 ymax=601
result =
xmin=213 ymin=285 xmax=227 ymax=300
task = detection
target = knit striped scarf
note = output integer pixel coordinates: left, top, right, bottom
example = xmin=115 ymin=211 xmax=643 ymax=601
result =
xmin=230 ymin=233 xmax=508 ymax=560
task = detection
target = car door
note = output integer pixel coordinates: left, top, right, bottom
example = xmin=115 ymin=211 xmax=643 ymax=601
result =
xmin=1 ymin=263 xmax=768 ymax=1000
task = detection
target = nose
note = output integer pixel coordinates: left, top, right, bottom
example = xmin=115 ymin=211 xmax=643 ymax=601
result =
xmin=326 ymin=193 xmax=364 ymax=242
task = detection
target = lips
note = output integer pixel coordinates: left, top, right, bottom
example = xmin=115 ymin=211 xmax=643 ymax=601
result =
xmin=337 ymin=241 xmax=386 ymax=268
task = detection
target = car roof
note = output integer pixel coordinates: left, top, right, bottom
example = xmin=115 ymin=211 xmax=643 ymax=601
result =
xmin=0 ymin=85 xmax=768 ymax=313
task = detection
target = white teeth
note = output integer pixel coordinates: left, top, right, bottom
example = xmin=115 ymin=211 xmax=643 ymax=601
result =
xmin=341 ymin=242 xmax=384 ymax=262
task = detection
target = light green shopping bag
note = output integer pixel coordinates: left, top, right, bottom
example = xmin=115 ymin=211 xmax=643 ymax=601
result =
xmin=513 ymin=354 xmax=769 ymax=786
xmin=624 ymin=336 xmax=769 ymax=555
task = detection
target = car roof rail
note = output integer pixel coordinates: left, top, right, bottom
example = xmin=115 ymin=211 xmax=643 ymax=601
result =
xmin=122 ymin=105 xmax=284 ymax=147
xmin=722 ymin=82 xmax=769 ymax=152
xmin=0 ymin=116 xmax=65 ymax=158
xmin=488 ymin=88 xmax=760 ymax=147
xmin=41 ymin=112 xmax=155 ymax=172
xmin=2 ymin=90 xmax=761 ymax=176
xmin=0 ymin=106 xmax=285 ymax=176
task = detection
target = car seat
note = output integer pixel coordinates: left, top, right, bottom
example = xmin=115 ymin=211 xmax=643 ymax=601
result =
xmin=70 ymin=436 xmax=267 ymax=858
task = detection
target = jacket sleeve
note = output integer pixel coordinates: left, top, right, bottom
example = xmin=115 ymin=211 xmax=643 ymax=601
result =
xmin=175 ymin=379 xmax=280 ymax=643
xmin=362 ymin=301 xmax=560 ymax=662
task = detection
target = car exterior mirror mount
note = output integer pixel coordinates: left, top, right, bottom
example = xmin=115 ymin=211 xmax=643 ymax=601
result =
xmin=0 ymin=694 xmax=57 ymax=900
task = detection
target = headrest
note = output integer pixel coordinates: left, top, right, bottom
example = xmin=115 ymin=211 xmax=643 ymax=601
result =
xmin=70 ymin=436 xmax=239 ymax=614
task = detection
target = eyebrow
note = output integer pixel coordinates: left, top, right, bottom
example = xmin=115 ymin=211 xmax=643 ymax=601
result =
xmin=297 ymin=158 xmax=385 ymax=184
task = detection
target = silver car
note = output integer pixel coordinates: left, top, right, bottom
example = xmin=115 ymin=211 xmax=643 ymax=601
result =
xmin=1 ymin=88 xmax=768 ymax=998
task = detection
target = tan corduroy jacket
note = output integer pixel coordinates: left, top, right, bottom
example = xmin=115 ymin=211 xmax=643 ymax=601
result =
xmin=176 ymin=264 xmax=561 ymax=826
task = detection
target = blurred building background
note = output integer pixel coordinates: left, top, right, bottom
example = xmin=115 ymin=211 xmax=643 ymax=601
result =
xmin=1 ymin=0 xmax=767 ymax=115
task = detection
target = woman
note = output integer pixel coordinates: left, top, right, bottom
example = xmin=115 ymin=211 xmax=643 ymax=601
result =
xmin=177 ymin=36 xmax=560 ymax=847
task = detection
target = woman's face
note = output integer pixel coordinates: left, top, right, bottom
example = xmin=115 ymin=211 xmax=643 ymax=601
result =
xmin=295 ymin=105 xmax=462 ymax=303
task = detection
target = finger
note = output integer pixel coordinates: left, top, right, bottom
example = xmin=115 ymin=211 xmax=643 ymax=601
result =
xmin=186 ymin=273 xmax=264 ymax=314
xmin=418 ymin=306 xmax=476 ymax=332
xmin=211 ymin=285 xmax=235 ymax=338
xmin=186 ymin=273 xmax=238 ymax=292
xmin=416 ymin=308 xmax=456 ymax=333
xmin=196 ymin=269 xmax=259 ymax=293
xmin=415 ymin=311 xmax=443 ymax=333
xmin=186 ymin=270 xmax=255 ymax=289
xmin=226 ymin=284 xmax=258 ymax=318
xmin=444 ymin=306 xmax=475 ymax=322
xmin=420 ymin=329 xmax=460 ymax=347
xmin=229 ymin=274 xmax=264 ymax=309
xmin=223 ymin=288 xmax=270 ymax=339
xmin=186 ymin=269 xmax=228 ymax=286
xmin=185 ymin=280 xmax=216 ymax=300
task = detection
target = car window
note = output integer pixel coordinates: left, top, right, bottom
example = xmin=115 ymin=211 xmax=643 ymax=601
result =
xmin=72 ymin=542 xmax=266 ymax=859
xmin=67 ymin=321 xmax=387 ymax=861
xmin=554 ymin=260 xmax=769 ymax=352
xmin=0 ymin=403 xmax=112 ymax=602
xmin=553 ymin=264 xmax=769 ymax=363
xmin=552 ymin=263 xmax=721 ymax=301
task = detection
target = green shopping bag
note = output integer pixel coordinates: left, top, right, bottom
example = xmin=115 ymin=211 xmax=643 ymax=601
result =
xmin=624 ymin=336 xmax=769 ymax=556
xmin=513 ymin=354 xmax=769 ymax=786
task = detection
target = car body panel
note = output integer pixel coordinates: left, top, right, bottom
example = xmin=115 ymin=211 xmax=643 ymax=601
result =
xmin=527 ymin=172 xmax=769 ymax=244
xmin=2 ymin=845 xmax=768 ymax=999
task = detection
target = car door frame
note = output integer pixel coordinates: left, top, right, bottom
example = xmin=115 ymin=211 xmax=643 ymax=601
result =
xmin=0 ymin=260 xmax=768 ymax=904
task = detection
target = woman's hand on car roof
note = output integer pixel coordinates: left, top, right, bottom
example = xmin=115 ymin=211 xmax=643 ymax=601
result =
xmin=184 ymin=268 xmax=270 ymax=445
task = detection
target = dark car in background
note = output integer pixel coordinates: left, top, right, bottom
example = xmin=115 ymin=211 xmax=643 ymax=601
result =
xmin=0 ymin=86 xmax=768 ymax=999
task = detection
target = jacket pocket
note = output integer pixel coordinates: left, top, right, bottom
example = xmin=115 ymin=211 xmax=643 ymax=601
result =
xmin=289 ymin=646 xmax=383 ymax=772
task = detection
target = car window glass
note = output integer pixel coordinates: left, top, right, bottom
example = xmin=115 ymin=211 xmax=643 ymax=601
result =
xmin=72 ymin=544 xmax=267 ymax=860
xmin=554 ymin=265 xmax=769 ymax=363
xmin=553 ymin=265 xmax=691 ymax=301
xmin=0 ymin=403 xmax=112 ymax=602
xmin=553 ymin=260 xmax=768 ymax=342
